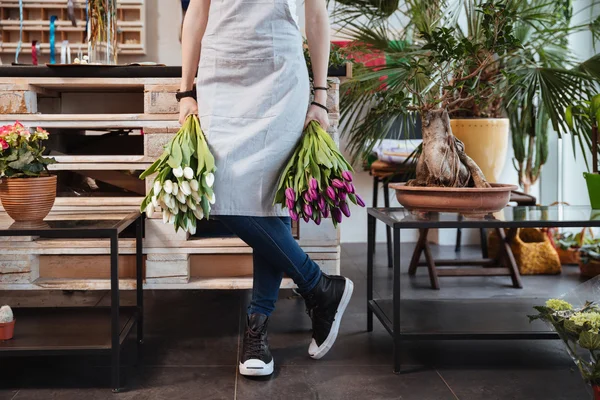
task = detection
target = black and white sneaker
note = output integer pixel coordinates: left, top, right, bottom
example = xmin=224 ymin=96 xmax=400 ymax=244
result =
xmin=302 ymin=274 xmax=354 ymax=359
xmin=239 ymin=313 xmax=274 ymax=376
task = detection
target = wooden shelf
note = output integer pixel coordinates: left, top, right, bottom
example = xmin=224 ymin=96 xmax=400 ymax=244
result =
xmin=0 ymin=114 xmax=178 ymax=129
xmin=0 ymin=0 xmax=146 ymax=55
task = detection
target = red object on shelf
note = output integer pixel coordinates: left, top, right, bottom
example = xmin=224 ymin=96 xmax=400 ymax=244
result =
xmin=332 ymin=40 xmax=386 ymax=68
xmin=0 ymin=319 xmax=15 ymax=340
xmin=31 ymin=41 xmax=38 ymax=65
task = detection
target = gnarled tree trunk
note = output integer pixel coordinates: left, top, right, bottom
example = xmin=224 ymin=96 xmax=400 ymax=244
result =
xmin=407 ymin=109 xmax=491 ymax=189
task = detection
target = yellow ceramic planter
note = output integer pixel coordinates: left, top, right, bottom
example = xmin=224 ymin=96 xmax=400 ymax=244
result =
xmin=451 ymin=118 xmax=509 ymax=183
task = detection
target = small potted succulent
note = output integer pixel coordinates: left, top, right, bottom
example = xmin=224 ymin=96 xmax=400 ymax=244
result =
xmin=0 ymin=305 xmax=15 ymax=340
xmin=0 ymin=122 xmax=57 ymax=222
xmin=579 ymin=243 xmax=600 ymax=278
xmin=548 ymin=228 xmax=594 ymax=265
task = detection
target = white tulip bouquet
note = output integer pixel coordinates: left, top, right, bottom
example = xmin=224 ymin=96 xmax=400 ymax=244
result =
xmin=140 ymin=115 xmax=216 ymax=234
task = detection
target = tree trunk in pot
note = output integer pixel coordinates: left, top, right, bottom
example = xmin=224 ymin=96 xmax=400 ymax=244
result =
xmin=407 ymin=109 xmax=490 ymax=189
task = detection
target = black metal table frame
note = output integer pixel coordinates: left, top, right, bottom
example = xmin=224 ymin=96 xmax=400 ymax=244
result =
xmin=0 ymin=213 xmax=144 ymax=392
xmin=366 ymin=207 xmax=600 ymax=373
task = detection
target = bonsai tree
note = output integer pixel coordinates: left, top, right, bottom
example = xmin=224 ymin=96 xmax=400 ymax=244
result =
xmin=343 ymin=1 xmax=521 ymax=188
xmin=336 ymin=0 xmax=600 ymax=192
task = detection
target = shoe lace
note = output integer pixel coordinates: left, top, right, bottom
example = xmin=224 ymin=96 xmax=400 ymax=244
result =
xmin=245 ymin=329 xmax=264 ymax=358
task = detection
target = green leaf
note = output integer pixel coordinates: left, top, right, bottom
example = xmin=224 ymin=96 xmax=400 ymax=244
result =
xmin=592 ymin=94 xmax=600 ymax=115
xmin=566 ymin=106 xmax=574 ymax=129
xmin=168 ymin=139 xmax=183 ymax=169
xmin=580 ymin=331 xmax=600 ymax=350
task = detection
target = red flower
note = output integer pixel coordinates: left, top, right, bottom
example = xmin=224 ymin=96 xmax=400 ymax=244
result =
xmin=0 ymin=138 xmax=9 ymax=150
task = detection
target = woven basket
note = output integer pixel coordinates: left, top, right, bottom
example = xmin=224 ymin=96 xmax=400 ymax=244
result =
xmin=547 ymin=226 xmax=592 ymax=265
xmin=579 ymin=259 xmax=600 ymax=278
xmin=489 ymin=228 xmax=562 ymax=275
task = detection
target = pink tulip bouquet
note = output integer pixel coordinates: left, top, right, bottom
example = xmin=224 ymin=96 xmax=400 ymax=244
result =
xmin=274 ymin=121 xmax=365 ymax=226
xmin=140 ymin=115 xmax=216 ymax=234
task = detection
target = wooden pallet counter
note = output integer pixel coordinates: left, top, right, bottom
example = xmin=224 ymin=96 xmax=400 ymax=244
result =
xmin=0 ymin=66 xmax=343 ymax=291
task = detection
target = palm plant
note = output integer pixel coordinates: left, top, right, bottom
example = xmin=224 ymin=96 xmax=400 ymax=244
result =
xmin=336 ymin=0 xmax=600 ymax=192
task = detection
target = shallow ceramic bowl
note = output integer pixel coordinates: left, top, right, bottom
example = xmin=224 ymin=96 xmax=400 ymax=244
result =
xmin=389 ymin=183 xmax=519 ymax=217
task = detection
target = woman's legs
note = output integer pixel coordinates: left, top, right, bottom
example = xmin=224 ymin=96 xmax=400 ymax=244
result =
xmin=218 ymin=215 xmax=322 ymax=316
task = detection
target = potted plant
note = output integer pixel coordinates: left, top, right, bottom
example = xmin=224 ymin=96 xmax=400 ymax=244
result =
xmin=336 ymin=0 xmax=600 ymax=193
xmin=530 ymin=297 xmax=600 ymax=398
xmin=549 ymin=228 xmax=595 ymax=265
xmin=304 ymin=41 xmax=352 ymax=79
xmin=580 ymin=243 xmax=600 ymax=278
xmin=0 ymin=305 xmax=14 ymax=340
xmin=0 ymin=122 xmax=57 ymax=222
xmin=565 ymin=94 xmax=600 ymax=208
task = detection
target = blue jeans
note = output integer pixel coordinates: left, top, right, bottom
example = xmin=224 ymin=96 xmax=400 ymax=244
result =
xmin=218 ymin=216 xmax=322 ymax=316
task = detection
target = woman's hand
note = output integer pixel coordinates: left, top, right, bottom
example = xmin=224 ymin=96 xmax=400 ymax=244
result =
xmin=179 ymin=97 xmax=199 ymax=125
xmin=303 ymin=103 xmax=330 ymax=131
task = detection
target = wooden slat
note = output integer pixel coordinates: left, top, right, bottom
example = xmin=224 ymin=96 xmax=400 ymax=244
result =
xmin=436 ymin=268 xmax=511 ymax=277
xmin=39 ymin=255 xmax=139 ymax=279
xmin=53 ymin=155 xmax=146 ymax=163
xmin=49 ymin=162 xmax=151 ymax=171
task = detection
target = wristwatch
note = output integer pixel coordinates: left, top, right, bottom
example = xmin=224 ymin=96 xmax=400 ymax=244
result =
xmin=176 ymin=89 xmax=197 ymax=102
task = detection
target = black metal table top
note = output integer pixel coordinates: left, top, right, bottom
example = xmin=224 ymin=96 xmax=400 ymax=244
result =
xmin=0 ymin=211 xmax=140 ymax=237
xmin=368 ymin=205 xmax=600 ymax=229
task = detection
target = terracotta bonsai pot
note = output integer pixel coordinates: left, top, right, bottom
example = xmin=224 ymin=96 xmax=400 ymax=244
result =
xmin=390 ymin=183 xmax=518 ymax=217
xmin=0 ymin=319 xmax=15 ymax=340
xmin=0 ymin=175 xmax=57 ymax=222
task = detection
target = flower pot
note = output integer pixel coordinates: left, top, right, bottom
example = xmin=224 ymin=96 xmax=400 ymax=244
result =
xmin=0 ymin=319 xmax=15 ymax=340
xmin=0 ymin=175 xmax=57 ymax=222
xmin=451 ymin=118 xmax=510 ymax=183
xmin=556 ymin=247 xmax=580 ymax=265
xmin=579 ymin=258 xmax=600 ymax=278
xmin=584 ymin=172 xmax=600 ymax=210
xmin=593 ymin=385 xmax=600 ymax=400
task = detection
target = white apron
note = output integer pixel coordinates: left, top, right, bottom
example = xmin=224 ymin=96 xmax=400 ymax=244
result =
xmin=196 ymin=0 xmax=310 ymax=216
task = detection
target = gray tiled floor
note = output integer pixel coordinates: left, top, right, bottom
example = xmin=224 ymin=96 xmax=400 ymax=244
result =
xmin=0 ymin=243 xmax=593 ymax=399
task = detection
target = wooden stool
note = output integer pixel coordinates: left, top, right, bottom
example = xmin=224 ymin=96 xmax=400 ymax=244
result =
xmin=414 ymin=191 xmax=537 ymax=289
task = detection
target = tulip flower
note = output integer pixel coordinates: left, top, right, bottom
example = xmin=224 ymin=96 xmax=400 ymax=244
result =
xmin=303 ymin=203 xmax=313 ymax=217
xmin=204 ymin=172 xmax=215 ymax=188
xmin=173 ymin=166 xmax=184 ymax=178
xmin=207 ymin=192 xmax=216 ymax=205
xmin=154 ymin=181 xmax=162 ymax=194
xmin=309 ymin=177 xmax=318 ymax=190
xmin=176 ymin=190 xmax=187 ymax=204
xmin=163 ymin=180 xmax=174 ymax=194
xmin=322 ymin=207 xmax=330 ymax=218
xmin=332 ymin=179 xmax=345 ymax=189
xmin=183 ymin=166 xmax=194 ymax=180
xmin=308 ymin=188 xmax=318 ymax=201
xmin=193 ymin=208 xmax=205 ymax=220
xmin=186 ymin=197 xmax=197 ymax=210
xmin=180 ymin=181 xmax=192 ymax=196
xmin=180 ymin=203 xmax=188 ymax=212
xmin=304 ymin=192 xmax=312 ymax=203
xmin=289 ymin=209 xmax=299 ymax=221
xmin=318 ymin=195 xmax=326 ymax=211
xmin=151 ymin=195 xmax=159 ymax=208
xmin=331 ymin=207 xmax=343 ymax=223
xmin=285 ymin=187 xmax=296 ymax=201
xmin=192 ymin=191 xmax=201 ymax=202
xmin=170 ymin=206 xmax=179 ymax=215
xmin=162 ymin=210 xmax=171 ymax=224
xmin=356 ymin=194 xmax=366 ymax=207
xmin=342 ymin=171 xmax=353 ymax=182
xmin=303 ymin=215 xmax=310 ymax=223
xmin=340 ymin=201 xmax=351 ymax=217
xmin=168 ymin=212 xmax=176 ymax=224
xmin=345 ymin=182 xmax=355 ymax=194
xmin=314 ymin=214 xmax=322 ymax=225
xmin=326 ymin=186 xmax=336 ymax=200
xmin=190 ymin=179 xmax=199 ymax=192
xmin=286 ymin=198 xmax=295 ymax=209
xmin=172 ymin=182 xmax=179 ymax=196
xmin=145 ymin=202 xmax=155 ymax=218
xmin=163 ymin=192 xmax=173 ymax=205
